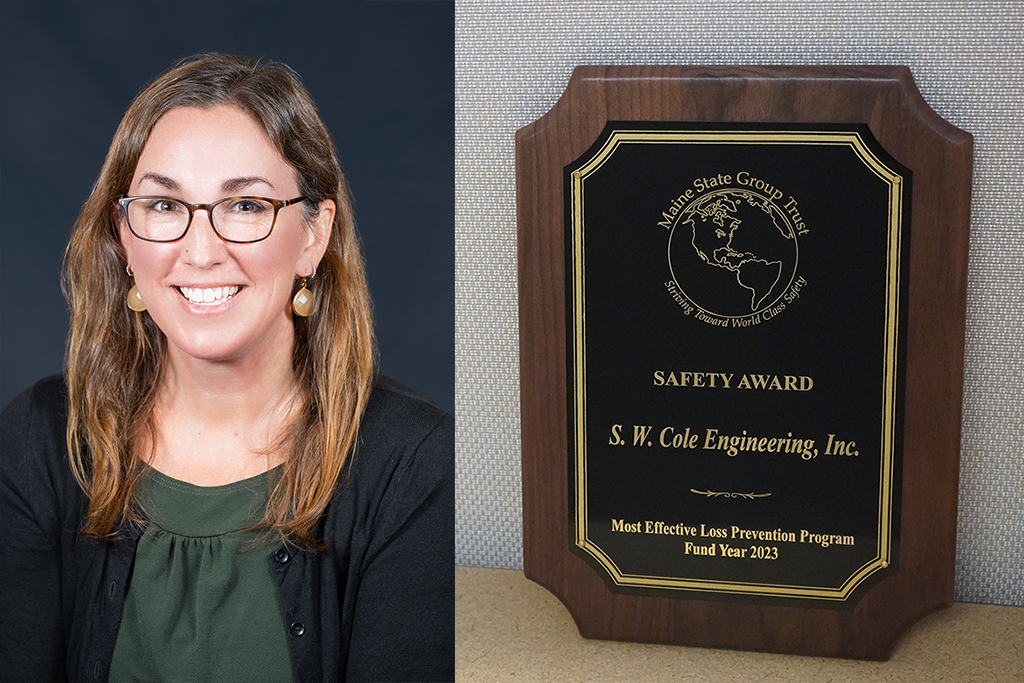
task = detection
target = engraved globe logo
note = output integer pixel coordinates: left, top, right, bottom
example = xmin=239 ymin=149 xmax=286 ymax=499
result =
xmin=667 ymin=188 xmax=799 ymax=320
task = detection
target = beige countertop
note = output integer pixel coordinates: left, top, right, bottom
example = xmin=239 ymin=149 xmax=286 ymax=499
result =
xmin=456 ymin=566 xmax=1023 ymax=682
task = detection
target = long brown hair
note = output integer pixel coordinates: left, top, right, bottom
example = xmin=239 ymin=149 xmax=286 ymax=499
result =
xmin=63 ymin=53 xmax=376 ymax=548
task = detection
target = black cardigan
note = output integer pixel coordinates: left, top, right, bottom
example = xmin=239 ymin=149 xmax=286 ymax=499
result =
xmin=0 ymin=374 xmax=454 ymax=682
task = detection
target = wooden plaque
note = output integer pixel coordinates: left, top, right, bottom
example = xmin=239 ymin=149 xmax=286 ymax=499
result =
xmin=517 ymin=66 xmax=971 ymax=660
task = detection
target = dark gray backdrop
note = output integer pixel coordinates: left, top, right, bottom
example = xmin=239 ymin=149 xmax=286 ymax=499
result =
xmin=0 ymin=0 xmax=454 ymax=414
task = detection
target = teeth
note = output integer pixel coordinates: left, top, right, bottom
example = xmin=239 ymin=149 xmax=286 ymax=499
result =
xmin=179 ymin=286 xmax=239 ymax=305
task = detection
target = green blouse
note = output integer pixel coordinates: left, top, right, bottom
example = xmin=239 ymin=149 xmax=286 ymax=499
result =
xmin=108 ymin=467 xmax=295 ymax=682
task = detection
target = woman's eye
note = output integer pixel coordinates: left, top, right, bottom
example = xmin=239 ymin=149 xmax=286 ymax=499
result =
xmin=147 ymin=199 xmax=182 ymax=213
xmin=229 ymin=199 xmax=266 ymax=213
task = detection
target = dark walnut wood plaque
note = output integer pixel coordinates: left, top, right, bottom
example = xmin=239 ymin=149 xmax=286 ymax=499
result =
xmin=517 ymin=67 xmax=972 ymax=660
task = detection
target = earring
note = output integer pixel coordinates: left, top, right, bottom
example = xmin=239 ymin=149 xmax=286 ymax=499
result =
xmin=126 ymin=264 xmax=146 ymax=312
xmin=292 ymin=267 xmax=316 ymax=317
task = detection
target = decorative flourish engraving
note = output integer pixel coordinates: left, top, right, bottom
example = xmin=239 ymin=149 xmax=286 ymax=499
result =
xmin=690 ymin=489 xmax=771 ymax=500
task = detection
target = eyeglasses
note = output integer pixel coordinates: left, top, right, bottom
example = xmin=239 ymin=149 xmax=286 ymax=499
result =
xmin=117 ymin=195 xmax=308 ymax=244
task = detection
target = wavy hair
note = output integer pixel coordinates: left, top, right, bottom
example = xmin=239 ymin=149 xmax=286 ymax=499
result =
xmin=63 ymin=53 xmax=376 ymax=548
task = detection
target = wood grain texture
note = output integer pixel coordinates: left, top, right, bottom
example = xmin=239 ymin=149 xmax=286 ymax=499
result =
xmin=516 ymin=66 xmax=972 ymax=660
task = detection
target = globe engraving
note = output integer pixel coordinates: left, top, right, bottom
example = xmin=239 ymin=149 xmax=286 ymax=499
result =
xmin=668 ymin=189 xmax=798 ymax=318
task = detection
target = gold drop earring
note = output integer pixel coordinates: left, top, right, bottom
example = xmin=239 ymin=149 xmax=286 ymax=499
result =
xmin=292 ymin=268 xmax=316 ymax=317
xmin=126 ymin=264 xmax=146 ymax=312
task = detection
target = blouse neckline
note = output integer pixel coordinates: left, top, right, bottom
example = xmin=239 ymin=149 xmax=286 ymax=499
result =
xmin=139 ymin=465 xmax=282 ymax=538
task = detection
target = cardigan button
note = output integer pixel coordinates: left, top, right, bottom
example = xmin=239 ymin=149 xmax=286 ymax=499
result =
xmin=274 ymin=547 xmax=290 ymax=564
xmin=290 ymin=622 xmax=305 ymax=637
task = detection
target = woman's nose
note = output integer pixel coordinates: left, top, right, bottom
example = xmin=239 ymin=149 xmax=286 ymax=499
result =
xmin=179 ymin=209 xmax=227 ymax=268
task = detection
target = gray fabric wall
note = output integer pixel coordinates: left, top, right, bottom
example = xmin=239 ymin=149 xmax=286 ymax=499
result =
xmin=455 ymin=0 xmax=1023 ymax=607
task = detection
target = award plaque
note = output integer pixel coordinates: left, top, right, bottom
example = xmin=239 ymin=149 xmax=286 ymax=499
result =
xmin=517 ymin=67 xmax=971 ymax=659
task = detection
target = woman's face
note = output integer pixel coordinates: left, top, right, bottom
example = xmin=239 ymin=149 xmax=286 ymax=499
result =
xmin=119 ymin=105 xmax=333 ymax=367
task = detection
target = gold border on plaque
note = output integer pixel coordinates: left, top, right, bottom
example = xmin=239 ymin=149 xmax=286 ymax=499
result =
xmin=569 ymin=129 xmax=905 ymax=601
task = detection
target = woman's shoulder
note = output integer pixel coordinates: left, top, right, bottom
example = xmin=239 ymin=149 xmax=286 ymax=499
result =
xmin=0 ymin=374 xmax=78 ymax=503
xmin=358 ymin=373 xmax=453 ymax=450
xmin=326 ymin=374 xmax=453 ymax=573
xmin=339 ymin=373 xmax=453 ymax=500
xmin=1 ymin=374 xmax=69 ymax=449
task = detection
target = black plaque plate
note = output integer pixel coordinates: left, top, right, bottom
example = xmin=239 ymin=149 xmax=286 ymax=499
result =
xmin=566 ymin=123 xmax=909 ymax=606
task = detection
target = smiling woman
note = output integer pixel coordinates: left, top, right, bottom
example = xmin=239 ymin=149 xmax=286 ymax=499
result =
xmin=119 ymin=106 xmax=332 ymax=378
xmin=0 ymin=54 xmax=454 ymax=683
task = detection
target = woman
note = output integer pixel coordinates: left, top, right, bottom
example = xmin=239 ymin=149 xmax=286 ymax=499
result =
xmin=0 ymin=53 xmax=454 ymax=682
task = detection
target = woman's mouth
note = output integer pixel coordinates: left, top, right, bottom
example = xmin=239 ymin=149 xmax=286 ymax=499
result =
xmin=178 ymin=286 xmax=241 ymax=305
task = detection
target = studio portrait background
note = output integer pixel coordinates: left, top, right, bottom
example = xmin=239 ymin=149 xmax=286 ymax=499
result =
xmin=0 ymin=0 xmax=454 ymax=415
